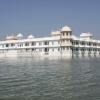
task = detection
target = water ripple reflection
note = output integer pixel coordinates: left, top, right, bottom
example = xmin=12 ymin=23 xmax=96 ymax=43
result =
xmin=0 ymin=57 xmax=100 ymax=100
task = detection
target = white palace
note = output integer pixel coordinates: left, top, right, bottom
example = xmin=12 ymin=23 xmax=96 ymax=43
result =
xmin=0 ymin=25 xmax=100 ymax=57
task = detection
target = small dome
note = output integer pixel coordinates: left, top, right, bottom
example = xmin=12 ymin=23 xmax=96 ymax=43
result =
xmin=80 ymin=32 xmax=93 ymax=37
xmin=61 ymin=26 xmax=72 ymax=32
xmin=27 ymin=34 xmax=34 ymax=39
xmin=17 ymin=33 xmax=23 ymax=38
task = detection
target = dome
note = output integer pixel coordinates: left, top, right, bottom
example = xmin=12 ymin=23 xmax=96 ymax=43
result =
xmin=17 ymin=33 xmax=23 ymax=38
xmin=61 ymin=26 xmax=72 ymax=32
xmin=80 ymin=32 xmax=93 ymax=37
xmin=27 ymin=34 xmax=34 ymax=39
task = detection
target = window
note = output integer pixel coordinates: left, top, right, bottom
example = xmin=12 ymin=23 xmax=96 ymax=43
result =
xmin=25 ymin=43 xmax=29 ymax=46
xmin=39 ymin=42 xmax=42 ymax=46
xmin=44 ymin=48 xmax=49 ymax=52
xmin=11 ymin=43 xmax=15 ymax=47
xmin=66 ymin=33 xmax=68 ymax=35
xmin=62 ymin=40 xmax=65 ymax=43
xmin=17 ymin=43 xmax=23 ymax=47
xmin=81 ymin=42 xmax=85 ymax=45
xmin=26 ymin=48 xmax=30 ymax=51
xmin=6 ymin=44 xmax=9 ymax=47
xmin=88 ymin=42 xmax=91 ymax=46
xmin=31 ymin=42 xmax=36 ymax=46
xmin=93 ymin=43 xmax=96 ymax=46
xmin=76 ymin=48 xmax=79 ymax=51
xmin=44 ymin=41 xmax=49 ymax=45
xmin=62 ymin=47 xmax=65 ymax=50
xmin=32 ymin=48 xmax=36 ymax=51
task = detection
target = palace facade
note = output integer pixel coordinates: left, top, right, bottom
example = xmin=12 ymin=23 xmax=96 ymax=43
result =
xmin=0 ymin=26 xmax=100 ymax=57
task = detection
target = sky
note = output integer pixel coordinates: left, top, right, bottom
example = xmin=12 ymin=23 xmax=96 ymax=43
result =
xmin=0 ymin=0 xmax=100 ymax=39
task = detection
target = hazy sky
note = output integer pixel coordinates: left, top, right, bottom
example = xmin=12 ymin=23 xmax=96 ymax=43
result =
xmin=0 ymin=0 xmax=100 ymax=39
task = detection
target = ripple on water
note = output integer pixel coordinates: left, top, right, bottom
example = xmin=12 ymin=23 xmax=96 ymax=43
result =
xmin=0 ymin=57 xmax=100 ymax=100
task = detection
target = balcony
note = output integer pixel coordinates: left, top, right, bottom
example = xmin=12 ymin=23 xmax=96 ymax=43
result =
xmin=60 ymin=35 xmax=71 ymax=39
xmin=60 ymin=43 xmax=72 ymax=46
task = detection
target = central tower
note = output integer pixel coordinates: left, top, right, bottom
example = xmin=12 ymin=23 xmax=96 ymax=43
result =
xmin=60 ymin=26 xmax=72 ymax=57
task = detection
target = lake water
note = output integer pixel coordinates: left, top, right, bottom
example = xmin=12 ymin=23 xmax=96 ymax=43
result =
xmin=0 ymin=57 xmax=100 ymax=100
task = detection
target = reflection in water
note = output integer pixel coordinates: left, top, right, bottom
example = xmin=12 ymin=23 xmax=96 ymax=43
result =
xmin=0 ymin=57 xmax=100 ymax=100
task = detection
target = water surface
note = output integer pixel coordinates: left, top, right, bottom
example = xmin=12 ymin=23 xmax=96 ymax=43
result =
xmin=0 ymin=57 xmax=100 ymax=100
